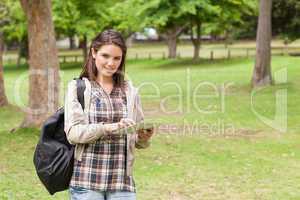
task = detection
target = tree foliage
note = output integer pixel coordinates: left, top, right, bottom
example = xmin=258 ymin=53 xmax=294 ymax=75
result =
xmin=272 ymin=0 xmax=300 ymax=41
xmin=233 ymin=0 xmax=300 ymax=41
xmin=1 ymin=0 xmax=27 ymax=44
xmin=204 ymin=0 xmax=256 ymax=39
xmin=108 ymin=0 xmax=143 ymax=38
xmin=135 ymin=0 xmax=192 ymax=58
xmin=73 ymin=0 xmax=112 ymax=39
xmin=52 ymin=0 xmax=79 ymax=39
xmin=1 ymin=0 xmax=28 ymax=62
xmin=137 ymin=0 xmax=188 ymax=34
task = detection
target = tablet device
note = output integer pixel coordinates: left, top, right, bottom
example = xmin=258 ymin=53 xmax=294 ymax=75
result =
xmin=112 ymin=122 xmax=154 ymax=135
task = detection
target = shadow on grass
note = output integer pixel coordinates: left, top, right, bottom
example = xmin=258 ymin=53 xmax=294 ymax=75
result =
xmin=236 ymin=81 xmax=295 ymax=95
xmin=3 ymin=62 xmax=83 ymax=72
xmin=0 ymin=105 xmax=42 ymax=142
xmin=60 ymin=62 xmax=83 ymax=70
xmin=0 ymin=127 xmax=40 ymax=150
xmin=0 ymin=127 xmax=40 ymax=137
xmin=3 ymin=63 xmax=29 ymax=71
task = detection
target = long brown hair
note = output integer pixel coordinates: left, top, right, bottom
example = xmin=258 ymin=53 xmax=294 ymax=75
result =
xmin=80 ymin=29 xmax=127 ymax=88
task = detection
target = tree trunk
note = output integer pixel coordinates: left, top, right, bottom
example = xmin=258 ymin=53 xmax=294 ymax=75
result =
xmin=165 ymin=26 xmax=186 ymax=59
xmin=251 ymin=0 xmax=273 ymax=88
xmin=69 ymin=35 xmax=75 ymax=50
xmin=20 ymin=0 xmax=60 ymax=127
xmin=224 ymin=30 xmax=229 ymax=48
xmin=0 ymin=32 xmax=9 ymax=107
xmin=191 ymin=20 xmax=202 ymax=60
xmin=17 ymin=45 xmax=21 ymax=67
xmin=167 ymin=34 xmax=177 ymax=59
xmin=125 ymin=34 xmax=134 ymax=48
xmin=165 ymin=26 xmax=187 ymax=58
xmin=17 ymin=35 xmax=29 ymax=67
xmin=79 ymin=35 xmax=87 ymax=63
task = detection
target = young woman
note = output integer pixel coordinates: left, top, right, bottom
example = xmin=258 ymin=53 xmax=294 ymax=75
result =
xmin=64 ymin=29 xmax=153 ymax=200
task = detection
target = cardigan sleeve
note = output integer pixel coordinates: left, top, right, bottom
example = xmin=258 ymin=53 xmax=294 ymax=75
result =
xmin=64 ymin=80 xmax=107 ymax=144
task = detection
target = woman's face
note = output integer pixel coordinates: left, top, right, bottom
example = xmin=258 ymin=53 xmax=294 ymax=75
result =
xmin=92 ymin=44 xmax=123 ymax=78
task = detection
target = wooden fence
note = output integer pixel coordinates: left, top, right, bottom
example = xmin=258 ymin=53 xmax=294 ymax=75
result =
xmin=57 ymin=47 xmax=300 ymax=62
xmin=3 ymin=47 xmax=300 ymax=64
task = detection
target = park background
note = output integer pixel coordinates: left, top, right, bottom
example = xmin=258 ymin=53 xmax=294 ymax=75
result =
xmin=0 ymin=0 xmax=300 ymax=199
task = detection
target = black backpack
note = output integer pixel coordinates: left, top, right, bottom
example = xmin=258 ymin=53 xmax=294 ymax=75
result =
xmin=33 ymin=78 xmax=86 ymax=195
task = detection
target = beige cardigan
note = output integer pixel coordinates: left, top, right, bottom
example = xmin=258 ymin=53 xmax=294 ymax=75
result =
xmin=64 ymin=77 xmax=150 ymax=176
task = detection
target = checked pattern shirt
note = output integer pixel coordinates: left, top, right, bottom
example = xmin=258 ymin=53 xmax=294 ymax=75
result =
xmin=70 ymin=81 xmax=135 ymax=192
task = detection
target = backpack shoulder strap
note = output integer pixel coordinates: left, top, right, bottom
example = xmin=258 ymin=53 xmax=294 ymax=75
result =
xmin=75 ymin=78 xmax=86 ymax=110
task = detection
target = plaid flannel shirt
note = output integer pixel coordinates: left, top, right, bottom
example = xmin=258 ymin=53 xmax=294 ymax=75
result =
xmin=64 ymin=77 xmax=150 ymax=176
xmin=70 ymin=81 xmax=135 ymax=192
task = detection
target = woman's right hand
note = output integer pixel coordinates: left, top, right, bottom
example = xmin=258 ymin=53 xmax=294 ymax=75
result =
xmin=104 ymin=123 xmax=121 ymax=133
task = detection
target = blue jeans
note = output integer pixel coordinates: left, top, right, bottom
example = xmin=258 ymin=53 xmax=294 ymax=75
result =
xmin=69 ymin=186 xmax=136 ymax=200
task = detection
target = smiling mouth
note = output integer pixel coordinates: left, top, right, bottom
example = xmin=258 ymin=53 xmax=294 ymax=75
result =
xmin=104 ymin=67 xmax=116 ymax=71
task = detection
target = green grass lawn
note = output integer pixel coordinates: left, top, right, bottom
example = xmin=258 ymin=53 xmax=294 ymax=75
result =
xmin=1 ymin=56 xmax=300 ymax=199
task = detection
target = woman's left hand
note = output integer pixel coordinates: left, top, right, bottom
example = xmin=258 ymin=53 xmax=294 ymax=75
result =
xmin=137 ymin=128 xmax=154 ymax=141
